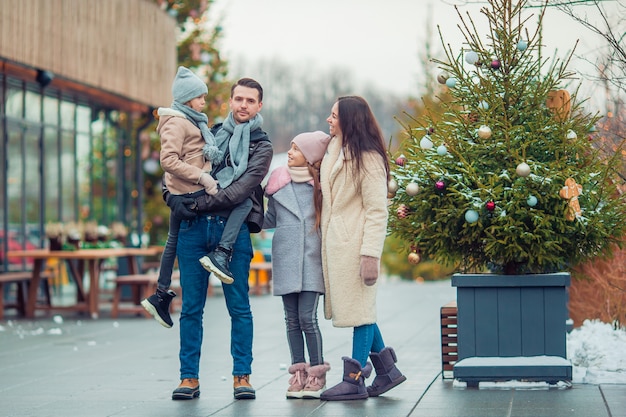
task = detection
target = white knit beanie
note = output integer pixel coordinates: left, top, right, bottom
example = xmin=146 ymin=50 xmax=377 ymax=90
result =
xmin=291 ymin=131 xmax=331 ymax=164
xmin=171 ymin=66 xmax=208 ymax=104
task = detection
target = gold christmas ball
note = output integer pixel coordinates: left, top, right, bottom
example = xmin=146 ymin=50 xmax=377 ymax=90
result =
xmin=408 ymin=252 xmax=421 ymax=265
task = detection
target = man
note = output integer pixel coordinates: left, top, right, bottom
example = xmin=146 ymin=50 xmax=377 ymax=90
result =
xmin=164 ymin=78 xmax=273 ymax=400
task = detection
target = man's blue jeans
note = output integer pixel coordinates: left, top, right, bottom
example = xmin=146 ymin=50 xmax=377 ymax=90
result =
xmin=177 ymin=214 xmax=254 ymax=379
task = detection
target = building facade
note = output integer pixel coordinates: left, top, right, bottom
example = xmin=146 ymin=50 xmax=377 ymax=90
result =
xmin=1 ymin=0 xmax=176 ymax=269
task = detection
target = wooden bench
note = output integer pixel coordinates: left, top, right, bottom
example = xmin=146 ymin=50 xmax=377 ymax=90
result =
xmin=110 ymin=274 xmax=158 ymax=318
xmin=440 ymin=300 xmax=458 ymax=379
xmin=0 ymin=272 xmax=34 ymax=320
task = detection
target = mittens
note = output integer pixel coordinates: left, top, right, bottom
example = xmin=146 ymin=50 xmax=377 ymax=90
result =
xmin=199 ymin=173 xmax=218 ymax=195
xmin=360 ymin=256 xmax=379 ymax=286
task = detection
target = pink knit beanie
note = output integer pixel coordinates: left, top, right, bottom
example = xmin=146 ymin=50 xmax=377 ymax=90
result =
xmin=291 ymin=131 xmax=331 ymax=164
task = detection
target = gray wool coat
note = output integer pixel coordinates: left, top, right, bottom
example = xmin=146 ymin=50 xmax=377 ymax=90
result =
xmin=263 ymin=166 xmax=325 ymax=296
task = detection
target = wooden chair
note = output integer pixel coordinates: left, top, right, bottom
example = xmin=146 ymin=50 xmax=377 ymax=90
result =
xmin=110 ymin=274 xmax=158 ymax=318
xmin=0 ymin=272 xmax=32 ymax=319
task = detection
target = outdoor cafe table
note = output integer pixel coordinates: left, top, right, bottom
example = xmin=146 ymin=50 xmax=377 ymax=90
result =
xmin=5 ymin=247 xmax=160 ymax=319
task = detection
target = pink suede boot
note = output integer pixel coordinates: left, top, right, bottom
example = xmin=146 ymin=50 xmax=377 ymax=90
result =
xmin=301 ymin=362 xmax=331 ymax=399
xmin=286 ymin=363 xmax=308 ymax=399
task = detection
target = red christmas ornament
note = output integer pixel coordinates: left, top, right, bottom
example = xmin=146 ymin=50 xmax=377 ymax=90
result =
xmin=486 ymin=201 xmax=496 ymax=211
xmin=397 ymin=204 xmax=409 ymax=219
xmin=491 ymin=59 xmax=501 ymax=70
xmin=435 ymin=180 xmax=445 ymax=191
xmin=395 ymin=155 xmax=406 ymax=166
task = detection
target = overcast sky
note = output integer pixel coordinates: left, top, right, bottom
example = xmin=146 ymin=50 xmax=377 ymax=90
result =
xmin=212 ymin=0 xmax=618 ymax=106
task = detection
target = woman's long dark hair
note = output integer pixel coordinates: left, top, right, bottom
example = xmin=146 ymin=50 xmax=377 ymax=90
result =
xmin=337 ymin=95 xmax=390 ymax=180
xmin=309 ymin=160 xmax=323 ymax=229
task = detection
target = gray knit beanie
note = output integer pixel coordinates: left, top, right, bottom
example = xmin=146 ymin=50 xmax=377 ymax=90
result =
xmin=171 ymin=66 xmax=208 ymax=104
xmin=291 ymin=131 xmax=331 ymax=164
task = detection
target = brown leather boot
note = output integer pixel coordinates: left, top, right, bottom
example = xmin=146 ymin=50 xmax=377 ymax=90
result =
xmin=233 ymin=375 xmax=256 ymax=399
xmin=172 ymin=378 xmax=199 ymax=400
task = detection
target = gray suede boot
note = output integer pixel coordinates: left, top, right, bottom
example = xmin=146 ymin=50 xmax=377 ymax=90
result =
xmin=320 ymin=357 xmax=372 ymax=401
xmin=367 ymin=346 xmax=407 ymax=397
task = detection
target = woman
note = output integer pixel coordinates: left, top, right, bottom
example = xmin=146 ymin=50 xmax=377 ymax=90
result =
xmin=319 ymin=96 xmax=406 ymax=401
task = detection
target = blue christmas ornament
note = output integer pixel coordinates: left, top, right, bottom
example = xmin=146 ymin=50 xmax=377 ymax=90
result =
xmin=437 ymin=145 xmax=448 ymax=156
xmin=527 ymin=195 xmax=538 ymax=207
xmin=465 ymin=209 xmax=479 ymax=223
xmin=445 ymin=77 xmax=457 ymax=88
xmin=465 ymin=51 xmax=479 ymax=65
xmin=517 ymin=40 xmax=528 ymax=51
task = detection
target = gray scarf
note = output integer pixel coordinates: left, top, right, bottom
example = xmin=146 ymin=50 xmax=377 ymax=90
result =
xmin=171 ymin=101 xmax=223 ymax=165
xmin=213 ymin=112 xmax=263 ymax=188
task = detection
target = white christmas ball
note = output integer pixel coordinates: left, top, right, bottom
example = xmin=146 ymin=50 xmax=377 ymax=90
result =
xmin=517 ymin=40 xmax=528 ymax=51
xmin=516 ymin=162 xmax=531 ymax=177
xmin=445 ymin=77 xmax=457 ymax=88
xmin=436 ymin=145 xmax=448 ymax=156
xmin=387 ymin=179 xmax=399 ymax=193
xmin=465 ymin=209 xmax=479 ymax=223
xmin=405 ymin=182 xmax=420 ymax=196
xmin=477 ymin=125 xmax=492 ymax=139
xmin=465 ymin=51 xmax=479 ymax=65
xmin=527 ymin=195 xmax=538 ymax=207
xmin=420 ymin=135 xmax=434 ymax=150
xmin=478 ymin=100 xmax=489 ymax=110
xmin=567 ymin=130 xmax=577 ymax=140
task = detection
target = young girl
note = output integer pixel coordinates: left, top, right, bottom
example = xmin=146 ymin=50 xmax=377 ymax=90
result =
xmin=263 ymin=131 xmax=331 ymax=399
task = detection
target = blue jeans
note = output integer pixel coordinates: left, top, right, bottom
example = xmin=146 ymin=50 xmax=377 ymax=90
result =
xmin=177 ymin=214 xmax=254 ymax=379
xmin=352 ymin=323 xmax=385 ymax=368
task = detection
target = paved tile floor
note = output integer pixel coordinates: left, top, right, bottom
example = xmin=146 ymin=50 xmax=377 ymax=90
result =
xmin=1 ymin=279 xmax=624 ymax=417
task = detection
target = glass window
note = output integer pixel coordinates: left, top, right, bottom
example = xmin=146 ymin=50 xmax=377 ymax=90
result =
xmin=5 ymin=83 xmax=23 ymax=118
xmin=60 ymin=101 xmax=75 ymax=129
xmin=24 ymin=127 xmax=41 ymax=223
xmin=76 ymin=105 xmax=91 ymax=133
xmin=60 ymin=130 xmax=76 ymax=222
xmin=43 ymin=95 xmax=59 ymax=125
xmin=24 ymin=90 xmax=41 ymax=122
xmin=5 ymin=124 xmax=24 ymax=225
xmin=44 ymin=127 xmax=60 ymax=221
xmin=76 ymin=131 xmax=91 ymax=220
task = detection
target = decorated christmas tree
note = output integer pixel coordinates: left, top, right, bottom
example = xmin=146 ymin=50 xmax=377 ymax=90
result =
xmin=389 ymin=0 xmax=626 ymax=275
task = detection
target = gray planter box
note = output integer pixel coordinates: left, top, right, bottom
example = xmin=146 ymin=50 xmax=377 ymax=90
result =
xmin=451 ymin=272 xmax=572 ymax=385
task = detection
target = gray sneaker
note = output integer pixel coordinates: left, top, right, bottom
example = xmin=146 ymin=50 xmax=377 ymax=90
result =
xmin=199 ymin=246 xmax=234 ymax=284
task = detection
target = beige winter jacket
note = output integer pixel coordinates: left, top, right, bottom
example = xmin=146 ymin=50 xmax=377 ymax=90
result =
xmin=158 ymin=108 xmax=211 ymax=195
xmin=320 ymin=135 xmax=389 ymax=327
